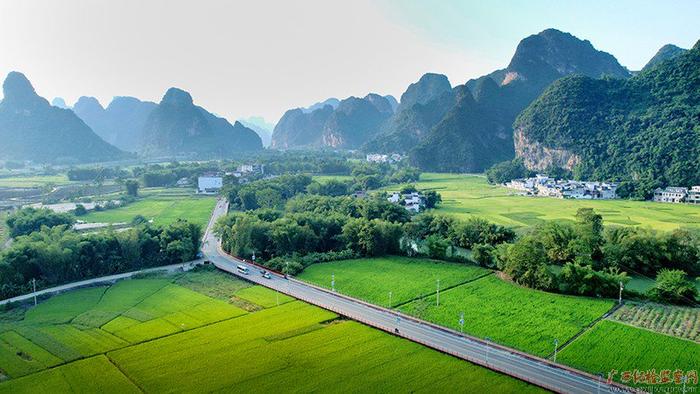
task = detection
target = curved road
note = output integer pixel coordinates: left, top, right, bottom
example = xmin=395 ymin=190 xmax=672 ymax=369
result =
xmin=203 ymin=199 xmax=632 ymax=394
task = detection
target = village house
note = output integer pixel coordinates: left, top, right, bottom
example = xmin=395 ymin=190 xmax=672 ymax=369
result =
xmin=387 ymin=191 xmax=425 ymax=213
xmin=653 ymin=187 xmax=689 ymax=203
xmin=688 ymin=186 xmax=700 ymax=204
xmin=505 ymin=175 xmax=618 ymax=200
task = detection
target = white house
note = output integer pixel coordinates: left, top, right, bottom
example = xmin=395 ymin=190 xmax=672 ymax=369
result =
xmin=653 ymin=187 xmax=689 ymax=203
xmin=387 ymin=192 xmax=401 ymax=203
xmin=197 ymin=174 xmax=223 ymax=194
xmin=688 ymin=186 xmax=700 ymax=204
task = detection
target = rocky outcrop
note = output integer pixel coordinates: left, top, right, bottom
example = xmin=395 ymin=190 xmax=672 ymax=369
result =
xmin=513 ymin=127 xmax=580 ymax=171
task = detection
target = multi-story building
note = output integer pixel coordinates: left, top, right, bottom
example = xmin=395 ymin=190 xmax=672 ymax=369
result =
xmin=688 ymin=186 xmax=700 ymax=204
xmin=653 ymin=187 xmax=689 ymax=203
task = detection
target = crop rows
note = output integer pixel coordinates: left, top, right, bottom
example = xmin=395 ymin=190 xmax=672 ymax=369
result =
xmin=558 ymin=321 xmax=700 ymax=388
xmin=610 ymin=303 xmax=699 ymax=342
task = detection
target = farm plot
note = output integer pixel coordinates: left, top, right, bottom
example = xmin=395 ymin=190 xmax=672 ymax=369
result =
xmin=610 ymin=303 xmax=700 ymax=342
xmin=234 ymin=286 xmax=294 ymax=308
xmin=0 ymin=271 xmax=249 ymax=379
xmin=82 ymin=189 xmax=215 ymax=228
xmin=0 ymin=355 xmax=140 ymax=394
xmin=399 ymin=275 xmax=614 ymax=356
xmin=402 ymin=173 xmax=700 ymax=231
xmin=0 ymin=268 xmax=546 ymax=393
xmin=298 ymin=256 xmax=490 ymax=307
xmin=107 ymin=301 xmax=543 ymax=393
xmin=558 ymin=320 xmax=700 ymax=389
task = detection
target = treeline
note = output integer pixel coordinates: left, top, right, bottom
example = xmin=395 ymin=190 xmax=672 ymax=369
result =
xmin=0 ymin=221 xmax=201 ymax=299
xmin=215 ymin=195 xmax=503 ymax=275
xmin=135 ymin=162 xmax=221 ymax=188
xmin=6 ymin=208 xmax=75 ymax=237
xmin=491 ymin=208 xmax=699 ymax=304
xmin=485 ymin=158 xmax=572 ymax=184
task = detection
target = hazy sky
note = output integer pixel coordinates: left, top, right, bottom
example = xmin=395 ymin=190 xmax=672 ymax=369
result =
xmin=1 ymin=0 xmax=698 ymax=124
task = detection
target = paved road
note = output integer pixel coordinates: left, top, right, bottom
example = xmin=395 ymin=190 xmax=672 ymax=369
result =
xmin=0 ymin=261 xmax=199 ymax=306
xmin=204 ymin=198 xmax=632 ymax=394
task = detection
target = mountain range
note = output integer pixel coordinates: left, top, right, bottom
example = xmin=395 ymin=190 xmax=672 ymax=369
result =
xmin=139 ymin=88 xmax=262 ymax=157
xmin=271 ymin=28 xmax=642 ymax=172
xmin=271 ymin=94 xmax=395 ymax=149
xmin=0 ymin=72 xmax=125 ymax=164
xmin=514 ymin=40 xmax=700 ymax=194
xmin=73 ymin=96 xmax=157 ymax=152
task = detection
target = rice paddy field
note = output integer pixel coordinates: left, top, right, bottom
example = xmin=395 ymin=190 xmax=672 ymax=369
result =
xmin=557 ymin=320 xmax=699 ymax=389
xmin=299 ymin=256 xmax=614 ymax=357
xmin=81 ymin=188 xmax=216 ymax=228
xmin=0 ymin=175 xmax=74 ymax=188
xmin=0 ymin=268 xmax=544 ymax=393
xmin=402 ymin=173 xmax=700 ymax=231
xmin=298 ymin=256 xmax=491 ymax=307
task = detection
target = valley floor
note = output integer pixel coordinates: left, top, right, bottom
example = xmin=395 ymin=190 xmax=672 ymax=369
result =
xmin=396 ymin=173 xmax=700 ymax=231
xmin=0 ymin=268 xmax=542 ymax=393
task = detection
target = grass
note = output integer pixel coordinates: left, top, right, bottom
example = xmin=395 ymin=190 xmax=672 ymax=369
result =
xmin=401 ymin=173 xmax=700 ymax=231
xmin=558 ymin=320 xmax=699 ymax=388
xmin=0 ymin=175 xmax=73 ymax=188
xmin=0 ymin=270 xmax=543 ymax=393
xmin=0 ymin=355 xmax=140 ymax=394
xmin=81 ymin=188 xmax=216 ymax=228
xmin=398 ymin=275 xmax=614 ymax=356
xmin=107 ymin=302 xmax=542 ymax=393
xmin=610 ymin=302 xmax=700 ymax=342
xmin=298 ymin=256 xmax=490 ymax=307
xmin=234 ymin=286 xmax=294 ymax=308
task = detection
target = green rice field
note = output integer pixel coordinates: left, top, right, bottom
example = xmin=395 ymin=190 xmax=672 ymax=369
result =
xmin=0 ymin=175 xmax=73 ymax=188
xmin=299 ymin=256 xmax=614 ymax=357
xmin=0 ymin=267 xmax=543 ymax=393
xmin=558 ymin=320 xmax=699 ymax=388
xmin=298 ymin=256 xmax=491 ymax=307
xmin=400 ymin=173 xmax=700 ymax=231
xmin=82 ymin=188 xmax=216 ymax=228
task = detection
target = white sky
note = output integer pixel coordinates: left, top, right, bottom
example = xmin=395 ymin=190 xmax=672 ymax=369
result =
xmin=0 ymin=0 xmax=698 ymax=124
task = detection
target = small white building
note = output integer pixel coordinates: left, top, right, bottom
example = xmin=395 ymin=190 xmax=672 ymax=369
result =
xmin=387 ymin=192 xmax=401 ymax=203
xmin=197 ymin=174 xmax=223 ymax=194
xmin=653 ymin=187 xmax=689 ymax=203
xmin=688 ymin=186 xmax=700 ymax=204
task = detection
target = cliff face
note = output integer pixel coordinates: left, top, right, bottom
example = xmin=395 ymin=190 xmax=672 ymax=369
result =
xmin=513 ymin=127 xmax=580 ymax=171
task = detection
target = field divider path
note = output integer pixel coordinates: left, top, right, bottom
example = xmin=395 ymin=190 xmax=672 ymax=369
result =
xmin=546 ymin=302 xmax=623 ymax=359
xmin=104 ymin=355 xmax=146 ymax=394
xmin=392 ymin=271 xmax=495 ymax=309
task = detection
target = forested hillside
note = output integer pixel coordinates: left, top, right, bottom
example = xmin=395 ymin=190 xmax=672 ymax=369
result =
xmin=514 ymin=40 xmax=700 ymax=197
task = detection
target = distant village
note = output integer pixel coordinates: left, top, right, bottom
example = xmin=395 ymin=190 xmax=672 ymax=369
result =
xmin=194 ymin=164 xmax=265 ymax=195
xmin=505 ymin=174 xmax=700 ymax=205
xmin=505 ymin=175 xmax=618 ymax=200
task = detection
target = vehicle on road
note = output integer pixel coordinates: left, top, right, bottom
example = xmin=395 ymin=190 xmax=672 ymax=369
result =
xmin=261 ymin=270 xmax=272 ymax=279
xmin=237 ymin=264 xmax=250 ymax=275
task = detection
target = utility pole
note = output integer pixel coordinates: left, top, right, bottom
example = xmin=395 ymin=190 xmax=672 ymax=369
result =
xmin=618 ymin=281 xmax=624 ymax=304
xmin=436 ymin=279 xmax=440 ymax=306
xmin=32 ymin=278 xmax=37 ymax=306
xmin=597 ymin=373 xmax=603 ymax=394
xmin=553 ymin=338 xmax=559 ymax=362
xmin=459 ymin=312 xmax=464 ymax=333
xmin=331 ymin=273 xmax=335 ymax=292
xmin=388 ymin=291 xmax=393 ymax=308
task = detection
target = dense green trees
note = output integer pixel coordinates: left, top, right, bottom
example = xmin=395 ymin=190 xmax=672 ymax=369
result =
xmin=125 ymin=180 xmax=140 ymax=197
xmin=6 ymin=208 xmax=75 ymax=237
xmin=0 ymin=220 xmax=201 ymax=299
xmin=649 ymin=269 xmax=699 ymax=305
xmin=515 ymin=43 xmax=700 ymax=195
xmin=485 ymin=159 xmax=531 ymax=184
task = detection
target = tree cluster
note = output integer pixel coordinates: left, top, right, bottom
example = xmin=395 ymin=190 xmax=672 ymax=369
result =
xmin=0 ymin=220 xmax=201 ymax=299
